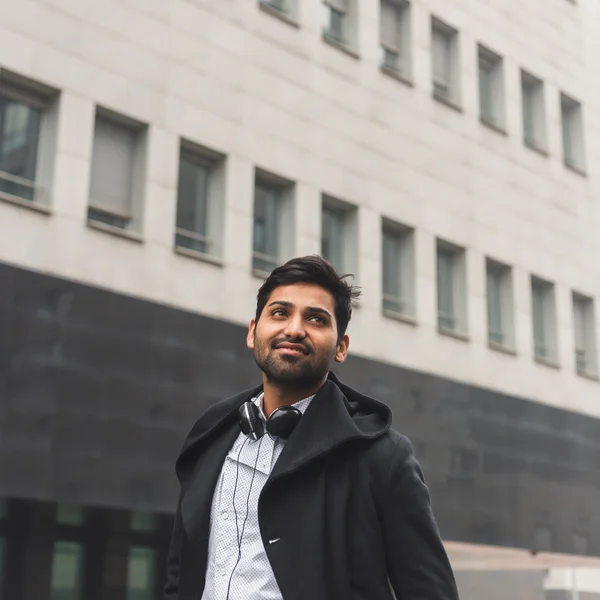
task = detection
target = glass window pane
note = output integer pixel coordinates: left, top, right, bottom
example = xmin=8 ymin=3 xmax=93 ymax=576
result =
xmin=479 ymin=58 xmax=494 ymax=121
xmin=325 ymin=6 xmax=344 ymax=40
xmin=532 ymin=285 xmax=546 ymax=357
xmin=126 ymin=547 xmax=156 ymax=600
xmin=130 ymin=511 xmax=158 ymax=533
xmin=522 ymin=81 xmax=535 ymax=144
xmin=57 ymin=505 xmax=85 ymax=527
xmin=253 ymin=182 xmax=281 ymax=272
xmin=487 ymin=268 xmax=503 ymax=344
xmin=432 ymin=29 xmax=450 ymax=91
xmin=176 ymin=153 xmax=211 ymax=254
xmin=50 ymin=542 xmax=84 ymax=600
xmin=437 ymin=249 xmax=455 ymax=328
xmin=380 ymin=0 xmax=399 ymax=49
xmin=0 ymin=95 xmax=42 ymax=201
xmin=382 ymin=230 xmax=401 ymax=303
xmin=89 ymin=115 xmax=136 ymax=218
xmin=322 ymin=207 xmax=344 ymax=272
xmin=562 ymin=103 xmax=573 ymax=164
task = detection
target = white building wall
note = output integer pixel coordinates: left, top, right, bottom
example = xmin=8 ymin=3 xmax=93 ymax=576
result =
xmin=0 ymin=0 xmax=599 ymax=417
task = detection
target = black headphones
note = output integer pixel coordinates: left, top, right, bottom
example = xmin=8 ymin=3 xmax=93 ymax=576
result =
xmin=237 ymin=400 xmax=302 ymax=441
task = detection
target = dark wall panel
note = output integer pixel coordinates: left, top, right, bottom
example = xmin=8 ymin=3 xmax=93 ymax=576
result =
xmin=1 ymin=261 xmax=600 ymax=557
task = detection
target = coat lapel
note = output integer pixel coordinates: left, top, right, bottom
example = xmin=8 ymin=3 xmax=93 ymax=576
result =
xmin=268 ymin=377 xmax=379 ymax=481
xmin=177 ymin=385 xmax=261 ymax=539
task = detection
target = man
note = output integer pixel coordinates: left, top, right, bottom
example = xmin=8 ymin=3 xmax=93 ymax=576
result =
xmin=164 ymin=255 xmax=459 ymax=600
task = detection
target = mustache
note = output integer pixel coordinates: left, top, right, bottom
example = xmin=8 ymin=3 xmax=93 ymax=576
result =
xmin=270 ymin=337 xmax=312 ymax=355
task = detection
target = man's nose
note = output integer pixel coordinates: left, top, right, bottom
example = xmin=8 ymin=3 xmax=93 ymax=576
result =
xmin=283 ymin=315 xmax=306 ymax=339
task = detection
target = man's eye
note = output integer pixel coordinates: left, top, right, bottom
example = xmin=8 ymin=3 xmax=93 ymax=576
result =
xmin=272 ymin=310 xmax=286 ymax=317
xmin=310 ymin=316 xmax=325 ymax=324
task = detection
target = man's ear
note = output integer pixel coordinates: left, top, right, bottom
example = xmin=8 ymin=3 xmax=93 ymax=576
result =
xmin=334 ymin=334 xmax=350 ymax=363
xmin=247 ymin=319 xmax=256 ymax=350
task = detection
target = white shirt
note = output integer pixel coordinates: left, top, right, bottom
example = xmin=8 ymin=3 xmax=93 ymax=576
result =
xmin=201 ymin=393 xmax=314 ymax=600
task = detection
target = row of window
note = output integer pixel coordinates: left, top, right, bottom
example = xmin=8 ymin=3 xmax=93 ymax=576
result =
xmin=261 ymin=0 xmax=586 ymax=172
xmin=0 ymin=500 xmax=161 ymax=600
xmin=0 ymin=71 xmax=596 ymax=378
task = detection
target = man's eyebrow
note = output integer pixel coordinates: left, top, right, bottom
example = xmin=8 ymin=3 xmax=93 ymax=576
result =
xmin=268 ymin=300 xmax=294 ymax=308
xmin=306 ymin=306 xmax=333 ymax=319
xmin=267 ymin=301 xmax=333 ymax=320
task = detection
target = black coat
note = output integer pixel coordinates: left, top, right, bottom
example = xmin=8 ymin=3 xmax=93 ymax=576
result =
xmin=164 ymin=372 xmax=460 ymax=600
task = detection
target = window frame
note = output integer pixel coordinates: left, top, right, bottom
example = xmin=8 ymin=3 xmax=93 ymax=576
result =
xmin=431 ymin=18 xmax=460 ymax=107
xmin=322 ymin=0 xmax=347 ymax=43
xmin=87 ymin=108 xmax=147 ymax=234
xmin=381 ymin=219 xmax=415 ymax=320
xmin=486 ymin=259 xmax=514 ymax=352
xmin=572 ymin=292 xmax=597 ymax=378
xmin=174 ymin=142 xmax=225 ymax=260
xmin=560 ymin=93 xmax=585 ymax=173
xmin=380 ymin=0 xmax=411 ymax=77
xmin=477 ymin=45 xmax=504 ymax=130
xmin=436 ymin=240 xmax=467 ymax=337
xmin=321 ymin=195 xmax=357 ymax=276
xmin=0 ymin=75 xmax=56 ymax=208
xmin=531 ymin=277 xmax=558 ymax=365
xmin=521 ymin=71 xmax=547 ymax=153
xmin=252 ymin=170 xmax=294 ymax=276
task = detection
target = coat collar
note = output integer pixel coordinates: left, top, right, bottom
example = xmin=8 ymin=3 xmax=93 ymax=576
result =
xmin=177 ymin=372 xmax=391 ymax=540
xmin=176 ymin=372 xmax=390 ymax=485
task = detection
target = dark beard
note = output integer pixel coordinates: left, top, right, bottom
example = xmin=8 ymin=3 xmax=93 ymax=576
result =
xmin=253 ymin=343 xmax=334 ymax=388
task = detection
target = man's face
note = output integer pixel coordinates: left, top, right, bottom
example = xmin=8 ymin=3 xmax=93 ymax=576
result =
xmin=247 ymin=283 xmax=349 ymax=387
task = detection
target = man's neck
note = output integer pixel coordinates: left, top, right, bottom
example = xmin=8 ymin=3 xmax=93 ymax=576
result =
xmin=261 ymin=376 xmax=326 ymax=417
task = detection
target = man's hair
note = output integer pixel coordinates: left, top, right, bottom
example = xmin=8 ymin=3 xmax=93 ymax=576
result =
xmin=255 ymin=255 xmax=361 ymax=341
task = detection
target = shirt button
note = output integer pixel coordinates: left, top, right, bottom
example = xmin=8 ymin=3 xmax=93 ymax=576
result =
xmin=221 ymin=567 xmax=227 ymax=576
xmin=221 ymin=512 xmax=229 ymax=520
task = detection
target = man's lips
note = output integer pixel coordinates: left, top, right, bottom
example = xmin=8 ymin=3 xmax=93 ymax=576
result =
xmin=274 ymin=342 xmax=309 ymax=355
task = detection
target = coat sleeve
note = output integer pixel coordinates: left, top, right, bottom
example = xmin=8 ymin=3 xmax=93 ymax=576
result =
xmin=380 ymin=436 xmax=460 ymax=600
xmin=163 ymin=495 xmax=184 ymax=600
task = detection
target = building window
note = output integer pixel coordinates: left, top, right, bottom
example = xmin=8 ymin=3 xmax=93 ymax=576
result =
xmin=436 ymin=240 xmax=467 ymax=335
xmin=561 ymin=93 xmax=585 ymax=172
xmin=431 ymin=18 xmax=459 ymax=106
xmin=126 ymin=547 xmax=156 ymax=600
xmin=88 ymin=110 xmax=146 ymax=232
xmin=321 ymin=196 xmax=356 ymax=275
xmin=322 ymin=0 xmax=347 ymax=43
xmin=259 ymin=0 xmax=288 ymax=14
xmin=573 ymin=293 xmax=597 ymax=377
xmin=130 ymin=511 xmax=158 ymax=533
xmin=50 ymin=541 xmax=84 ymax=600
xmin=478 ymin=45 xmax=504 ymax=129
xmin=175 ymin=144 xmax=224 ymax=259
xmin=486 ymin=259 xmax=514 ymax=350
xmin=380 ymin=0 xmax=411 ymax=77
xmin=253 ymin=171 xmax=293 ymax=274
xmin=531 ymin=277 xmax=558 ymax=364
xmin=382 ymin=220 xmax=415 ymax=318
xmin=521 ymin=71 xmax=546 ymax=152
xmin=0 ymin=75 xmax=56 ymax=206
xmin=56 ymin=505 xmax=85 ymax=527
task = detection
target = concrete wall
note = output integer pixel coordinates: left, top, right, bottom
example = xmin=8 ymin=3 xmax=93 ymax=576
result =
xmin=0 ymin=0 xmax=599 ymax=421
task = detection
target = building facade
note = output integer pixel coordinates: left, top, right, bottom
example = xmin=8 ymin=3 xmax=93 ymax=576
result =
xmin=1 ymin=0 xmax=600 ymax=598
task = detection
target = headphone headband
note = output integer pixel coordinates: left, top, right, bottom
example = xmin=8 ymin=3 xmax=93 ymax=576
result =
xmin=237 ymin=401 xmax=302 ymax=441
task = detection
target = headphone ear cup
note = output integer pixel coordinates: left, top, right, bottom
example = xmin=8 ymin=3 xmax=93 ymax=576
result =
xmin=238 ymin=402 xmax=264 ymax=440
xmin=267 ymin=406 xmax=302 ymax=440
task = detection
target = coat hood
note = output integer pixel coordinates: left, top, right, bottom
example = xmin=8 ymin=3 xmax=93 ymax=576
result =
xmin=176 ymin=371 xmax=392 ymax=485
